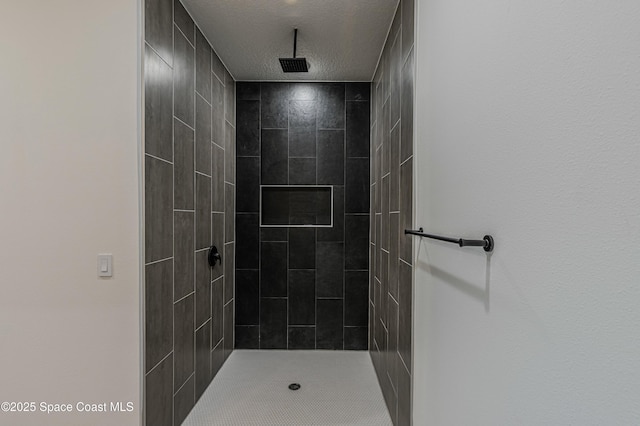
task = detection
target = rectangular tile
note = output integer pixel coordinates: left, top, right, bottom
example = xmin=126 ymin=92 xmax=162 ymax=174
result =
xmin=288 ymin=270 xmax=315 ymax=326
xmin=346 ymin=158 xmax=370 ymax=213
xmin=400 ymin=158 xmax=413 ymax=263
xmin=174 ymin=294 xmax=194 ymax=391
xmin=381 ymin=175 xmax=390 ymax=251
xmin=210 ymin=339 xmax=225 ymax=379
xmin=145 ymin=353 xmax=172 ymax=426
xmin=195 ymin=321 xmax=211 ymax=400
xmin=237 ymin=82 xmax=260 ymax=101
xmin=316 ymin=242 xmax=344 ymax=298
xmin=144 ymin=46 xmax=172 ymax=161
xmin=195 ymin=28 xmax=212 ymax=103
xmin=235 ymin=325 xmax=259 ymax=349
xmin=260 ymin=298 xmax=287 ymax=349
xmin=195 ymin=250 xmax=211 ymax=328
xmin=235 ymin=269 xmax=259 ymax=325
xmin=195 ymin=174 xmax=211 ymax=250
xmin=174 ymin=25 xmax=194 ymax=126
xmin=195 ymin=94 xmax=212 ymax=175
xmin=174 ymin=211 xmax=194 ymax=301
xmin=212 ymin=77 xmax=225 ymax=146
xmin=390 ymin=124 xmax=400 ymax=212
xmin=211 ymin=51 xmax=225 ymax=83
xmin=261 ymin=129 xmax=288 ymax=184
xmin=145 ymin=260 xmax=173 ymax=371
xmin=224 ymin=301 xmax=234 ymax=359
xmin=236 ymin=100 xmax=260 ymax=156
xmin=260 ymin=242 xmax=287 ymax=297
xmin=401 ymin=49 xmax=414 ymax=163
xmin=236 ymin=150 xmax=261 ymax=211
xmin=289 ymin=100 xmax=316 ymax=128
xmin=224 ymin=243 xmax=235 ymax=304
xmin=382 ymin=100 xmax=390 ymax=176
xmin=288 ymin=228 xmax=315 ymax=270
xmin=317 ymin=299 xmax=344 ymax=350
xmin=225 ymin=69 xmax=235 ymax=125
xmin=398 ymin=260 xmax=412 ymax=372
xmin=346 ymin=101 xmax=370 ymax=158
xmin=288 ymin=327 xmax=316 ymax=350
xmin=345 ymin=215 xmax=370 ymax=270
xmin=288 ymin=158 xmax=316 ymax=185
xmin=144 ymin=0 xmax=172 ymax=65
xmin=317 ymin=83 xmax=345 ymax=129
xmin=402 ymin=0 xmax=415 ymax=61
xmin=225 ymin=121 xmax=235 ymax=184
xmin=145 ymin=156 xmax=173 ymax=263
xmin=173 ymin=374 xmax=195 ymax=426
xmin=345 ymin=271 xmax=368 ymax=327
xmin=211 ymin=277 xmax=224 ymax=347
xmin=211 ymin=143 xmax=224 ymax=212
xmin=389 ymin=212 xmax=400 ymax=300
xmin=346 ymin=82 xmax=370 ymax=101
xmin=289 ymin=128 xmax=316 ymax=158
xmin=211 ymin=213 xmax=224 ymax=281
xmin=236 ymin=214 xmax=259 ymax=269
xmin=344 ymin=326 xmax=368 ymax=350
xmin=317 ymin=130 xmax=345 ymax=185
xmin=380 ymin=250 xmax=389 ymax=328
xmin=261 ymin=83 xmax=290 ymax=129
xmin=174 ymin=118 xmax=194 ymax=210
xmin=388 ymin=299 xmax=399 ymax=393
xmin=225 ymin=183 xmax=235 ymax=243
xmin=397 ymin=360 xmax=411 ymax=426
xmin=390 ymin=29 xmax=401 ymax=127
xmin=260 ymin=227 xmax=288 ymax=242
xmin=290 ymin=83 xmax=318 ymax=100
xmin=173 ymin=0 xmax=194 ymax=44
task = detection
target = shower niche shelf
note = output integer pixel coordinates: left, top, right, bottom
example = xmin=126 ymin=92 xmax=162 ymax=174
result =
xmin=260 ymin=185 xmax=333 ymax=227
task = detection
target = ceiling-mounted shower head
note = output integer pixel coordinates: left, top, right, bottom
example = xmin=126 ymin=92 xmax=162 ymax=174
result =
xmin=279 ymin=28 xmax=309 ymax=73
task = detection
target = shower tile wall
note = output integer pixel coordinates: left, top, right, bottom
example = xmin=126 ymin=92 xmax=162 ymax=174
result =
xmin=370 ymin=0 xmax=414 ymax=425
xmin=143 ymin=0 xmax=235 ymax=424
xmin=235 ymin=82 xmax=370 ymax=351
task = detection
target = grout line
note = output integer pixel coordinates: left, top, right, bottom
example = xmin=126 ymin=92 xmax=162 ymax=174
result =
xmin=174 ymin=115 xmax=195 ymax=132
xmin=144 ymin=256 xmax=173 ymax=267
xmin=174 ymin=22 xmax=194 ymax=50
xmin=145 ymin=350 xmax=173 ymax=377
xmin=173 ymin=372 xmax=195 ymax=397
xmin=144 ymin=41 xmax=173 ymax=70
xmin=174 ymin=291 xmax=195 ymax=305
xmin=145 ymin=153 xmax=173 ymax=166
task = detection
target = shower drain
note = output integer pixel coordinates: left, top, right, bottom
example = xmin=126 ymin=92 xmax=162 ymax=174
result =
xmin=288 ymin=383 xmax=301 ymax=391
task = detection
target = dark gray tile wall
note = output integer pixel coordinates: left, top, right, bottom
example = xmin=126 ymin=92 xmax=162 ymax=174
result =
xmin=143 ymin=0 xmax=236 ymax=424
xmin=235 ymin=82 xmax=370 ymax=350
xmin=370 ymin=1 xmax=414 ymax=425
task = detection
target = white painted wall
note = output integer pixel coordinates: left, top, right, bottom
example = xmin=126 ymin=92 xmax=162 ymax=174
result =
xmin=413 ymin=1 xmax=640 ymax=424
xmin=0 ymin=1 xmax=141 ymax=425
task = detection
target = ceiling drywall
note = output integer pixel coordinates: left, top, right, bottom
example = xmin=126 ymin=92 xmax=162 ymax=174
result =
xmin=181 ymin=0 xmax=399 ymax=81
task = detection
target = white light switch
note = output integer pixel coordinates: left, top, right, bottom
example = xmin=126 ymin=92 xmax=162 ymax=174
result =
xmin=98 ymin=254 xmax=113 ymax=277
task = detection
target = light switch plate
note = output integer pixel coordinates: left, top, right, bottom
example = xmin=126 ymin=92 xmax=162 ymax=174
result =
xmin=98 ymin=254 xmax=113 ymax=277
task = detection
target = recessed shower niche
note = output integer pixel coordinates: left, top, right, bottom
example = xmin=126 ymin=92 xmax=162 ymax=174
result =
xmin=261 ymin=185 xmax=333 ymax=227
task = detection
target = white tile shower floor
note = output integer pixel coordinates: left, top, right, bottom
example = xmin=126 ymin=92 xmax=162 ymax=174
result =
xmin=182 ymin=350 xmax=393 ymax=426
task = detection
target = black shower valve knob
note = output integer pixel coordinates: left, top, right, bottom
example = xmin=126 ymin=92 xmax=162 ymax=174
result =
xmin=208 ymin=245 xmax=222 ymax=267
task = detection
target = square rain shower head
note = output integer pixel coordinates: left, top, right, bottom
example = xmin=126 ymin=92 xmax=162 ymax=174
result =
xmin=279 ymin=57 xmax=309 ymax=73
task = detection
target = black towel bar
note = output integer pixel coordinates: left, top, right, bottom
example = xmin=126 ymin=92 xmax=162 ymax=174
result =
xmin=404 ymin=228 xmax=494 ymax=252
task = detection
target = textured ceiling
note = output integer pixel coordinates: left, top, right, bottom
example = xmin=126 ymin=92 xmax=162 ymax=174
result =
xmin=181 ymin=0 xmax=399 ymax=81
